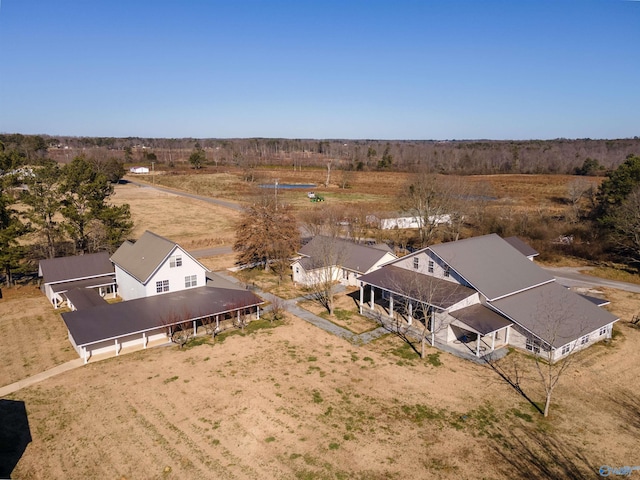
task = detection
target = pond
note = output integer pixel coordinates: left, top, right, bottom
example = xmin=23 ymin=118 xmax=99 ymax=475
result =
xmin=259 ymin=183 xmax=317 ymax=189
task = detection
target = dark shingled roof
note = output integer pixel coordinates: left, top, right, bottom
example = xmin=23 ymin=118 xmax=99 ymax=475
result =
xmin=62 ymin=287 xmax=264 ymax=347
xmin=358 ymin=266 xmax=475 ymax=310
xmin=449 ymin=304 xmax=512 ymax=335
xmin=50 ymin=275 xmax=116 ymax=293
xmin=65 ymin=288 xmax=108 ymax=311
xmin=298 ymin=236 xmax=394 ymax=274
xmin=489 ymin=282 xmax=618 ymax=348
xmin=39 ymin=252 xmax=114 ymax=284
xmin=429 ymin=234 xmax=554 ymax=301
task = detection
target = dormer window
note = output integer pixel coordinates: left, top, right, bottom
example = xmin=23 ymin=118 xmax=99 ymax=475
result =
xmin=428 ymin=260 xmax=434 ymax=273
xmin=170 ymin=255 xmax=182 ymax=268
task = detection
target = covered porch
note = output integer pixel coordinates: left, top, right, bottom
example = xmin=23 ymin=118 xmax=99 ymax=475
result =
xmin=447 ymin=303 xmax=512 ymax=358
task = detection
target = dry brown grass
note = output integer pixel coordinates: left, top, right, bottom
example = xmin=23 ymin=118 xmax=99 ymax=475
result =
xmin=0 ymin=286 xmax=77 ymax=386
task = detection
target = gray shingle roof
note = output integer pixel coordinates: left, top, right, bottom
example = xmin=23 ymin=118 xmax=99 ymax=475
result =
xmin=504 ymin=236 xmax=539 ymax=258
xmin=489 ymin=282 xmax=618 ymax=348
xmin=449 ymin=303 xmax=512 ymax=335
xmin=110 ymin=231 xmax=180 ymax=284
xmin=298 ymin=236 xmax=395 ymax=274
xmin=428 ymin=234 xmax=554 ymax=301
xmin=358 ymin=266 xmax=475 ymax=310
xmin=39 ymin=252 xmax=114 ymax=284
xmin=65 ymin=288 xmax=108 ymax=311
xmin=61 ymin=286 xmax=264 ymax=347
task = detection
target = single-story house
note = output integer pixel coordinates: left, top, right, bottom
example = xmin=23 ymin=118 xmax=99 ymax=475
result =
xmin=292 ymin=236 xmax=397 ymax=287
xmin=366 ymin=213 xmax=451 ymax=230
xmin=62 ymin=286 xmax=263 ymax=363
xmin=111 ymin=231 xmax=210 ymax=301
xmin=38 ymin=252 xmax=117 ymax=309
xmin=129 ymin=166 xmax=150 ymax=174
xmin=358 ymin=234 xmax=618 ymax=362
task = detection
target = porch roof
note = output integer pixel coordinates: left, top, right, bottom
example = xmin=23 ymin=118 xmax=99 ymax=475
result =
xmin=358 ymin=266 xmax=475 ymax=310
xmin=62 ymin=286 xmax=264 ymax=347
xmin=51 ymin=275 xmax=116 ymax=293
xmin=449 ymin=304 xmax=512 ymax=335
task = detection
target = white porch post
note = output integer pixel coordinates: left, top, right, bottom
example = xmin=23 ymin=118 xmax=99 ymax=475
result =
xmin=408 ymin=303 xmax=413 ymax=326
xmin=475 ymin=335 xmax=480 ymax=357
xmin=115 ymin=338 xmax=119 ymax=356
xmin=83 ymin=347 xmax=88 ymax=365
xmin=193 ymin=320 xmax=197 ymax=336
xmin=388 ymin=294 xmax=394 ymax=319
xmin=256 ymin=306 xmax=260 ymax=320
xmin=216 ymin=315 xmax=219 ymax=329
xmin=359 ymin=283 xmax=364 ymax=315
xmin=370 ymin=286 xmax=375 ymax=309
xmin=505 ymin=326 xmax=510 ymax=344
xmin=143 ymin=331 xmax=147 ymax=349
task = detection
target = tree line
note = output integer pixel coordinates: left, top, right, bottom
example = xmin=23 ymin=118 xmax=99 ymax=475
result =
xmin=0 ymin=139 xmax=132 ymax=286
xmin=16 ymin=132 xmax=639 ymax=176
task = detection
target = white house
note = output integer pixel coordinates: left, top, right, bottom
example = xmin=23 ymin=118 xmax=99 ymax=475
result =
xmin=358 ymin=234 xmax=618 ymax=362
xmin=38 ymin=252 xmax=117 ymax=308
xmin=129 ymin=166 xmax=150 ymax=174
xmin=110 ymin=231 xmax=210 ymax=301
xmin=367 ymin=213 xmax=451 ymax=230
xmin=292 ymin=236 xmax=397 ymax=287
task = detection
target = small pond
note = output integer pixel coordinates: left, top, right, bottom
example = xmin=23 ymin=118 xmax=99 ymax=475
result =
xmin=259 ymin=183 xmax=317 ymax=189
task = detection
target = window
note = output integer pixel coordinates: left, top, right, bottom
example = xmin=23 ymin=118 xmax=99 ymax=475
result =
xmin=561 ymin=344 xmax=571 ymax=355
xmin=444 ymin=265 xmax=450 ymax=278
xmin=170 ymin=255 xmax=183 ymax=268
xmin=599 ymin=326 xmax=608 ymax=336
xmin=413 ymin=257 xmax=419 ymax=269
xmin=428 ymin=260 xmax=434 ymax=273
xmin=580 ymin=334 xmax=589 ymax=345
xmin=526 ymin=338 xmax=540 ymax=354
xmin=185 ymin=275 xmax=197 ymax=288
xmin=156 ymin=279 xmax=169 ymax=293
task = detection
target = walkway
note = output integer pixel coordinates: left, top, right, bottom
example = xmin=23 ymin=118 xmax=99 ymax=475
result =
xmin=212 ymin=271 xmax=389 ymax=345
xmin=0 ymin=359 xmax=84 ymax=397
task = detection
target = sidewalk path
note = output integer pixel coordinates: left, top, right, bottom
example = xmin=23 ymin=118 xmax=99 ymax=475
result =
xmin=0 ymin=359 xmax=84 ymax=398
xmin=212 ymin=271 xmax=389 ymax=344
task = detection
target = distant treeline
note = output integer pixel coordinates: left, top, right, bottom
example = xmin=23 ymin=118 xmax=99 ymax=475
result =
xmin=3 ymin=133 xmax=640 ymax=175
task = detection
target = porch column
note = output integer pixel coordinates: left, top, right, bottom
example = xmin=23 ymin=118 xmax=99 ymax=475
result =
xmin=256 ymin=306 xmax=260 ymax=320
xmin=475 ymin=335 xmax=481 ymax=357
xmin=216 ymin=315 xmax=219 ymax=330
xmin=193 ymin=320 xmax=197 ymax=336
xmin=115 ymin=338 xmax=119 ymax=356
xmin=143 ymin=331 xmax=147 ymax=349
xmin=408 ymin=303 xmax=413 ymax=326
xmin=370 ymin=286 xmax=375 ymax=309
xmin=491 ymin=332 xmax=496 ymax=351
xmin=388 ymin=294 xmax=394 ymax=319
xmin=359 ymin=283 xmax=364 ymax=315
xmin=505 ymin=326 xmax=510 ymax=344
xmin=83 ymin=347 xmax=88 ymax=365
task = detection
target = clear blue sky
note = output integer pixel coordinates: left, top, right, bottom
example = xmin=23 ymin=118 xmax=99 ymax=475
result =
xmin=0 ymin=1 xmax=638 ymax=140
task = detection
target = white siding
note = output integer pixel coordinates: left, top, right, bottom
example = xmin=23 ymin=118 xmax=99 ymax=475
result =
xmin=393 ymin=251 xmax=467 ymax=286
xmin=145 ymin=247 xmax=207 ymax=298
xmin=115 ymin=265 xmax=147 ymax=301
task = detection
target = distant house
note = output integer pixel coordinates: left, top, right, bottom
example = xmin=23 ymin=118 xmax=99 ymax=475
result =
xmin=292 ymin=236 xmax=397 ymax=287
xmin=358 ymin=234 xmax=618 ymax=362
xmin=111 ymin=231 xmax=209 ymax=301
xmin=366 ymin=213 xmax=451 ymax=230
xmin=129 ymin=166 xmax=150 ymax=174
xmin=38 ymin=252 xmax=117 ymax=309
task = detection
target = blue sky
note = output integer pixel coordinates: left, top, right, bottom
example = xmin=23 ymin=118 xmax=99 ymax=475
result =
xmin=0 ymin=0 xmax=638 ymax=139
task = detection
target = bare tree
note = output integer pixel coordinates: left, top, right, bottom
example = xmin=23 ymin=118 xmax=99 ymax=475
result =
xmin=161 ymin=310 xmax=194 ymax=348
xmin=400 ymin=171 xmax=459 ymax=247
xmin=609 ymin=185 xmax=640 ymax=264
xmin=565 ymin=178 xmax=591 ymax=222
xmin=305 ymin=235 xmax=349 ymax=316
xmin=234 ymin=195 xmax=299 ymax=272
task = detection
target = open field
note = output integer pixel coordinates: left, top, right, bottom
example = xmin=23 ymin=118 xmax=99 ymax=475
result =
xmin=4 ymin=286 xmax=640 ymax=479
xmin=111 ymin=182 xmax=240 ymax=248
